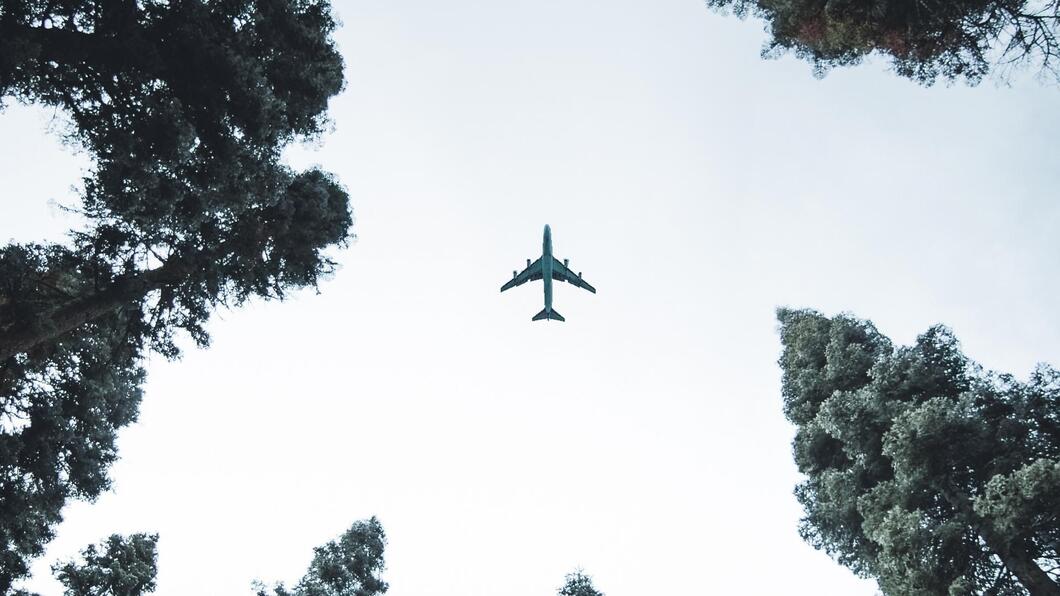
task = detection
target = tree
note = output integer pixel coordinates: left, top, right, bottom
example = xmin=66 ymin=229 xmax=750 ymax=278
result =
xmin=53 ymin=533 xmax=158 ymax=596
xmin=0 ymin=0 xmax=349 ymax=588
xmin=706 ymin=0 xmax=1060 ymax=85
xmin=778 ymin=308 xmax=1060 ymax=595
xmin=257 ymin=517 xmax=389 ymax=596
xmin=0 ymin=0 xmax=349 ymax=359
xmin=0 ymin=168 xmax=352 ymax=361
xmin=0 ymin=246 xmax=147 ymax=590
xmin=558 ymin=570 xmax=604 ymax=596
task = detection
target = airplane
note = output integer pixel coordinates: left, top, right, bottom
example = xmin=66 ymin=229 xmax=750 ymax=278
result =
xmin=501 ymin=224 xmax=596 ymax=322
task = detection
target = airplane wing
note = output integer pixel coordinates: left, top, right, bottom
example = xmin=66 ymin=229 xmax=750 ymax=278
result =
xmin=550 ymin=256 xmax=596 ymax=293
xmin=501 ymin=258 xmax=543 ymax=292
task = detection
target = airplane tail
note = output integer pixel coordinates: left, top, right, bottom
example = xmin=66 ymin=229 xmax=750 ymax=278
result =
xmin=532 ymin=308 xmax=565 ymax=322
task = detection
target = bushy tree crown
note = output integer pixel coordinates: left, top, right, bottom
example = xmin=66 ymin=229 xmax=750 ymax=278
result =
xmin=778 ymin=308 xmax=1059 ymax=594
xmin=707 ymin=0 xmax=1060 ymax=84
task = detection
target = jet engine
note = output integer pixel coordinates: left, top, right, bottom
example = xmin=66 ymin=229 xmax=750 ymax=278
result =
xmin=512 ymin=270 xmax=517 ymax=278
xmin=564 ymin=259 xmax=569 ymax=267
xmin=526 ymin=258 xmax=531 ymax=267
xmin=578 ymin=272 xmax=583 ymax=277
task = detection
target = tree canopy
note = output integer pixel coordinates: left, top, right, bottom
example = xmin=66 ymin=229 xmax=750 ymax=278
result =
xmin=258 ymin=517 xmax=389 ymax=596
xmin=558 ymin=570 xmax=605 ymax=596
xmin=0 ymin=0 xmax=350 ymax=360
xmin=0 ymin=0 xmax=349 ymax=588
xmin=52 ymin=533 xmax=158 ymax=596
xmin=35 ymin=518 xmax=385 ymax=595
xmin=706 ymin=0 xmax=1060 ymax=84
xmin=778 ymin=308 xmax=1060 ymax=595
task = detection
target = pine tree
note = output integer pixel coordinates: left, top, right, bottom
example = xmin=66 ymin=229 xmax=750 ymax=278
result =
xmin=53 ymin=533 xmax=158 ymax=596
xmin=778 ymin=308 xmax=1060 ymax=595
xmin=707 ymin=0 xmax=1060 ymax=84
xmin=258 ymin=517 xmax=389 ymax=596
xmin=0 ymin=1 xmax=349 ymax=588
xmin=558 ymin=570 xmax=604 ymax=596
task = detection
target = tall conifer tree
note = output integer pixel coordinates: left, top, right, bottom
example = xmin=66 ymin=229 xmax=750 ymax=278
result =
xmin=53 ymin=533 xmax=159 ymax=596
xmin=0 ymin=1 xmax=350 ymax=588
xmin=558 ymin=570 xmax=605 ymax=596
xmin=778 ymin=308 xmax=1060 ymax=595
xmin=707 ymin=0 xmax=1060 ymax=84
xmin=258 ymin=517 xmax=389 ymax=596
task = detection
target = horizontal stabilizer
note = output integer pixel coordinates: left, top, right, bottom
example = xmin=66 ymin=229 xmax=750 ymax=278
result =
xmin=532 ymin=308 xmax=565 ymax=322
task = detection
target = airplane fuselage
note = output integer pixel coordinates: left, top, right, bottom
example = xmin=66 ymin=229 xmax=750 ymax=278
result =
xmin=542 ymin=224 xmax=553 ymax=313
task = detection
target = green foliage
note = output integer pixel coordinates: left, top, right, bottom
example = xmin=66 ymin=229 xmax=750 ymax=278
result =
xmin=258 ymin=517 xmax=388 ymax=596
xmin=0 ymin=0 xmax=349 ymax=588
xmin=558 ymin=570 xmax=604 ymax=596
xmin=0 ymin=0 xmax=351 ymax=358
xmin=975 ymin=459 xmax=1060 ymax=553
xmin=0 ymin=245 xmax=146 ymax=590
xmin=706 ymin=0 xmax=1060 ymax=84
xmin=778 ymin=308 xmax=1060 ymax=595
xmin=1 ymin=0 xmax=343 ymax=232
xmin=53 ymin=533 xmax=158 ymax=596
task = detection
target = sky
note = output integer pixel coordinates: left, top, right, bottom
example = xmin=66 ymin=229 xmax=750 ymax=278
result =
xmin=3 ymin=0 xmax=1060 ymax=594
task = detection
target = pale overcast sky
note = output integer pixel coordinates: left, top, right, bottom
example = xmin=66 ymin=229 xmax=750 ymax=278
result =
xmin=4 ymin=1 xmax=1060 ymax=594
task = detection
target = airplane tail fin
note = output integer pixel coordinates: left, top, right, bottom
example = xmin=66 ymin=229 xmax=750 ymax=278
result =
xmin=532 ymin=308 xmax=565 ymax=322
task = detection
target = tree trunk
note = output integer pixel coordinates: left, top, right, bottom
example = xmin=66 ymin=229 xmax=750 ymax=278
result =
xmin=0 ymin=259 xmax=191 ymax=362
xmin=943 ymin=488 xmax=1060 ymax=596
xmin=992 ymin=543 xmax=1060 ymax=596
